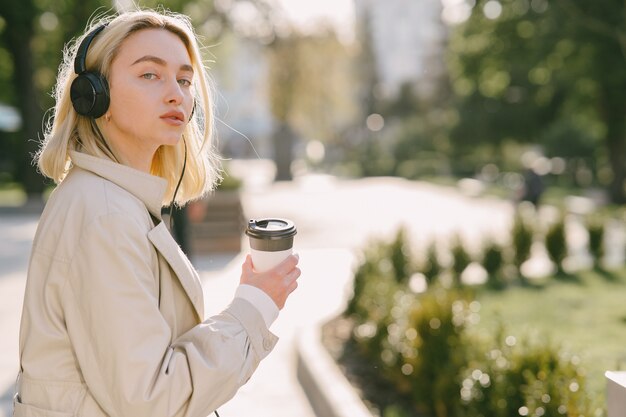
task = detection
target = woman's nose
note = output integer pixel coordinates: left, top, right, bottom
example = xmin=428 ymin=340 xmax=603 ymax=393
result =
xmin=165 ymin=79 xmax=184 ymax=104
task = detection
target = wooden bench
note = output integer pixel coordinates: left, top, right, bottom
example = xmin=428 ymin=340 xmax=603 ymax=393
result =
xmin=188 ymin=191 xmax=245 ymax=254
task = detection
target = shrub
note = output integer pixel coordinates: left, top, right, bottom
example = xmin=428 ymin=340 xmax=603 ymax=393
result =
xmin=545 ymin=216 xmax=567 ymax=274
xmin=345 ymin=240 xmax=393 ymax=319
xmin=365 ymin=287 xmax=472 ymax=417
xmin=390 ymin=228 xmax=413 ymax=285
xmin=586 ymin=216 xmax=605 ymax=269
xmin=421 ymin=241 xmax=442 ymax=286
xmin=402 ymin=289 xmax=471 ymax=417
xmin=482 ymin=240 xmax=505 ymax=289
xmin=461 ymin=331 xmax=592 ymax=417
xmin=451 ymin=235 xmax=471 ymax=287
xmin=346 ymin=238 xmax=405 ymax=355
xmin=345 ymin=229 xmax=593 ymax=417
xmin=215 ymin=165 xmax=243 ymax=191
xmin=512 ymin=212 xmax=533 ymax=278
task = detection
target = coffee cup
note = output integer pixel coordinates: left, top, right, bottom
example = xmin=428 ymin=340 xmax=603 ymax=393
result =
xmin=245 ymin=218 xmax=297 ymax=272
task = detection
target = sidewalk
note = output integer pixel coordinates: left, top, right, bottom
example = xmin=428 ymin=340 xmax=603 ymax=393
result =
xmin=197 ymin=248 xmax=356 ymax=417
xmin=0 ymin=215 xmax=38 ymax=417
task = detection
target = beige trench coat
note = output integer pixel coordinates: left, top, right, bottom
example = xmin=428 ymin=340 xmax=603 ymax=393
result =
xmin=15 ymin=151 xmax=278 ymax=417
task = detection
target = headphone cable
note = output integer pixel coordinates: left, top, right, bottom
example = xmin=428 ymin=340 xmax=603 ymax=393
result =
xmin=169 ymin=136 xmax=187 ymax=230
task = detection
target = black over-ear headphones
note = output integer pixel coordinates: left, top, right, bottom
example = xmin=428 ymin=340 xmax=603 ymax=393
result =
xmin=70 ymin=24 xmax=110 ymax=119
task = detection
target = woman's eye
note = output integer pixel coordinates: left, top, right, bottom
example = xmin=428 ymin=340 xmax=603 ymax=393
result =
xmin=142 ymin=73 xmax=157 ymax=80
xmin=178 ymin=79 xmax=192 ymax=87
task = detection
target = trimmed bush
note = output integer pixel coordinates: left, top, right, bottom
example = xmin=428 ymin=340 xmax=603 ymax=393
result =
xmin=390 ymin=228 xmax=413 ymax=285
xmin=545 ymin=216 xmax=567 ymax=274
xmin=461 ymin=332 xmax=592 ymax=416
xmin=422 ymin=241 xmax=442 ymax=286
xmin=401 ymin=289 xmax=471 ymax=417
xmin=344 ymin=230 xmax=593 ymax=417
xmin=482 ymin=240 xmax=505 ymax=289
xmin=351 ymin=285 xmax=472 ymax=417
xmin=586 ymin=216 xmax=605 ymax=269
xmin=451 ymin=235 xmax=471 ymax=287
xmin=512 ymin=212 xmax=533 ymax=278
xmin=346 ymin=237 xmax=405 ymax=355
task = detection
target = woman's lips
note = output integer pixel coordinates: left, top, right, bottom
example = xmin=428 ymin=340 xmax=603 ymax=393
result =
xmin=160 ymin=111 xmax=184 ymax=126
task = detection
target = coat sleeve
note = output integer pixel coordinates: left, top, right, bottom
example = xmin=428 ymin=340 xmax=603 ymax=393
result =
xmin=62 ymin=212 xmax=278 ymax=417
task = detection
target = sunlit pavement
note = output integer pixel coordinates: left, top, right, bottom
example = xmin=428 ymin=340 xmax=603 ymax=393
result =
xmin=3 ymin=174 xmax=591 ymax=417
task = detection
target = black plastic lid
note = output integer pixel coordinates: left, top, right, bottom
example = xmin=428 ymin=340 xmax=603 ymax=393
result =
xmin=245 ymin=218 xmax=297 ymax=240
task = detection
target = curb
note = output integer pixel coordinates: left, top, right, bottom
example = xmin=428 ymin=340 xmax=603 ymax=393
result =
xmin=296 ymin=326 xmax=373 ymax=417
xmin=0 ymin=202 xmax=44 ymax=216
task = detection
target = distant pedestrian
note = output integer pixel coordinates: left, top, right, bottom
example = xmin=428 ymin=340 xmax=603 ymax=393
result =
xmin=15 ymin=8 xmax=300 ymax=417
xmin=520 ymin=167 xmax=545 ymax=207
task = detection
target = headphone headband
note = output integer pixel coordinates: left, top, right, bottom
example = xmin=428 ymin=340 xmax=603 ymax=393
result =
xmin=74 ymin=24 xmax=108 ymax=75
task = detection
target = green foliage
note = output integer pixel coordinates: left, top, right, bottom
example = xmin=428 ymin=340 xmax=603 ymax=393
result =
xmin=346 ymin=228 xmax=412 ymax=320
xmin=389 ymin=228 xmax=412 ymax=285
xmin=545 ymin=216 xmax=567 ymax=274
xmin=382 ymin=404 xmax=409 ymax=417
xmin=349 ymin=270 xmax=471 ymax=417
xmin=482 ymin=240 xmax=505 ymax=289
xmin=461 ymin=331 xmax=592 ymax=417
xmin=215 ymin=168 xmax=242 ymax=191
xmin=421 ymin=241 xmax=442 ymax=286
xmin=345 ymin=230 xmax=596 ymax=417
xmin=345 ymin=237 xmax=402 ymax=350
xmin=539 ymin=118 xmax=600 ymax=160
xmin=401 ymin=289 xmax=470 ymax=417
xmin=586 ymin=216 xmax=605 ymax=268
xmin=511 ymin=212 xmax=533 ymax=274
xmin=448 ymin=0 xmax=626 ymax=202
xmin=451 ymin=235 xmax=471 ymax=286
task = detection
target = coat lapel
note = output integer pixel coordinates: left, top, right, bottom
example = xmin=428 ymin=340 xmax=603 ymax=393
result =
xmin=148 ymin=222 xmax=205 ymax=321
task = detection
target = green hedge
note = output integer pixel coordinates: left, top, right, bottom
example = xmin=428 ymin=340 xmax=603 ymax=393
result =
xmin=344 ymin=230 xmax=593 ymax=417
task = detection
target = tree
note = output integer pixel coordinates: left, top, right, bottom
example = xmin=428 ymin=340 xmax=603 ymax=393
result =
xmin=448 ymin=0 xmax=626 ymax=203
xmin=266 ymin=26 xmax=357 ymax=179
xmin=0 ymin=0 xmax=112 ymax=200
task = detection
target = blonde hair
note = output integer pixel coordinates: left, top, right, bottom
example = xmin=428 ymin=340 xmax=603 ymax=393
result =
xmin=37 ymin=8 xmax=221 ymax=205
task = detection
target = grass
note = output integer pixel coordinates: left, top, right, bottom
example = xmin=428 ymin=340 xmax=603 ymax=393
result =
xmin=471 ymin=267 xmax=626 ymax=412
xmin=0 ymin=183 xmax=27 ymax=206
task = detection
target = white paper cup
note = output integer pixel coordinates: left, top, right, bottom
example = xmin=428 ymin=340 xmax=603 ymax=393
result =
xmin=245 ymin=218 xmax=297 ymax=273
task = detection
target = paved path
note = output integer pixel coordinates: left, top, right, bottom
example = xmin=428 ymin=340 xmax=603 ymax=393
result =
xmin=0 ymin=176 xmax=519 ymax=417
xmin=0 ymin=215 xmax=37 ymax=415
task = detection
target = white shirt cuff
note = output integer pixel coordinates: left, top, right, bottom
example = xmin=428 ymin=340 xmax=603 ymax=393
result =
xmin=235 ymin=284 xmax=279 ymax=328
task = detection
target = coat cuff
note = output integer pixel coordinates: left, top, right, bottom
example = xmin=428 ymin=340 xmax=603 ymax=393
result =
xmin=235 ymin=285 xmax=279 ymax=328
xmin=224 ymin=298 xmax=278 ymax=358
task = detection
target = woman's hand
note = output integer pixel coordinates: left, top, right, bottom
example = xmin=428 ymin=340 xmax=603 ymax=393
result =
xmin=239 ymin=254 xmax=301 ymax=310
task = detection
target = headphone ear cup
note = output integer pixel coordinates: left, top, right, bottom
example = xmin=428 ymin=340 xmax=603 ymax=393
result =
xmin=70 ymin=71 xmax=110 ymax=119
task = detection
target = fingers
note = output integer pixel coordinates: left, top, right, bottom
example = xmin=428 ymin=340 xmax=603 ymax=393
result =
xmin=241 ymin=254 xmax=253 ymax=274
xmin=283 ymin=265 xmax=301 ymax=297
xmin=283 ymin=266 xmax=301 ymax=284
xmin=287 ymin=278 xmax=298 ymax=295
xmin=239 ymin=253 xmax=301 ymax=308
xmin=242 ymin=255 xmax=253 ymax=269
xmin=274 ymin=253 xmax=300 ymax=275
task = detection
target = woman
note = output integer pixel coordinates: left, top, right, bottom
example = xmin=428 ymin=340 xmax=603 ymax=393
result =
xmin=15 ymin=8 xmax=300 ymax=417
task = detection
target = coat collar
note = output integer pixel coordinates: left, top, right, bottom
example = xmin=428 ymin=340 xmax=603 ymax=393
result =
xmin=70 ymin=151 xmax=205 ymax=320
xmin=69 ymin=151 xmax=167 ymax=219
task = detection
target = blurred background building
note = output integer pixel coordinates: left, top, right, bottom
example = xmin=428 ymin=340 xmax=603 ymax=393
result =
xmin=353 ymin=0 xmax=447 ymax=99
xmin=211 ymin=34 xmax=274 ymax=159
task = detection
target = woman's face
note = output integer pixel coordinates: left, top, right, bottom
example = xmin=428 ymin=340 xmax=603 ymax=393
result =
xmin=104 ymin=28 xmax=194 ymax=167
